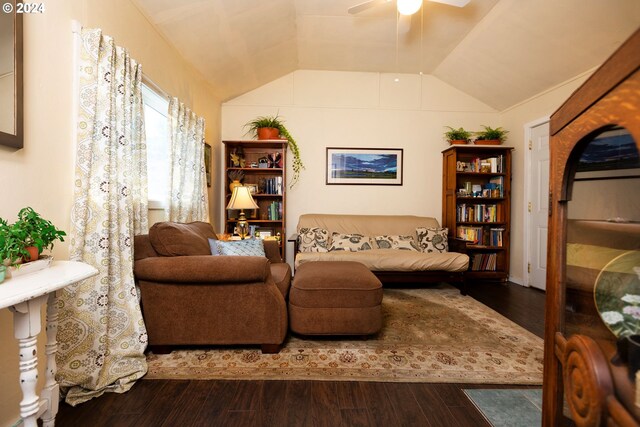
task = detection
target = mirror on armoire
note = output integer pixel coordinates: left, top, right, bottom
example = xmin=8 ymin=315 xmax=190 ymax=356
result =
xmin=0 ymin=1 xmax=23 ymax=149
xmin=563 ymin=126 xmax=640 ymax=368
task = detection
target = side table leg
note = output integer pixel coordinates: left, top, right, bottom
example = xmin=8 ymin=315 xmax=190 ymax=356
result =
xmin=41 ymin=291 xmax=60 ymax=427
xmin=11 ymin=299 xmax=43 ymax=427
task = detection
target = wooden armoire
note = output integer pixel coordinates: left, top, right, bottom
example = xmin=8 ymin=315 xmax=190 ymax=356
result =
xmin=543 ymin=28 xmax=640 ymax=426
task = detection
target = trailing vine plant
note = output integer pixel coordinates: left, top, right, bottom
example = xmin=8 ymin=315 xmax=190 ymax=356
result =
xmin=244 ymin=114 xmax=305 ymax=188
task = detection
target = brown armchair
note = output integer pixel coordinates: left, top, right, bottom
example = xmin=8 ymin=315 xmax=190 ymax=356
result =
xmin=134 ymin=221 xmax=291 ymax=354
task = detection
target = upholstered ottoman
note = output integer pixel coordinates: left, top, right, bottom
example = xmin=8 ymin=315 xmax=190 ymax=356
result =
xmin=288 ymin=261 xmax=383 ymax=335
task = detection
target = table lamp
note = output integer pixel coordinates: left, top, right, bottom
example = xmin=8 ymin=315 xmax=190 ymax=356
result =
xmin=226 ymin=186 xmax=259 ymax=239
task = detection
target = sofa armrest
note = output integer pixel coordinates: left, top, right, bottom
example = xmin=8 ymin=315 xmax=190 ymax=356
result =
xmin=263 ymin=239 xmax=283 ymax=263
xmin=134 ymin=255 xmax=270 ymax=283
xmin=448 ymin=237 xmax=469 ymax=254
xmin=288 ymin=233 xmax=299 ymax=254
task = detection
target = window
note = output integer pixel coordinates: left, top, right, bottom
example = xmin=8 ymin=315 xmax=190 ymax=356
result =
xmin=142 ymin=83 xmax=170 ymax=209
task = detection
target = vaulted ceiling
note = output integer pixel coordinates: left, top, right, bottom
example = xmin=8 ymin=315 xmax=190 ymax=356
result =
xmin=132 ymin=0 xmax=640 ymax=110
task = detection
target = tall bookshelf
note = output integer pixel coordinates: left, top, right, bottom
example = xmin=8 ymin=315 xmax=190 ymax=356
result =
xmin=442 ymin=145 xmax=513 ymax=281
xmin=223 ymin=140 xmax=288 ymax=258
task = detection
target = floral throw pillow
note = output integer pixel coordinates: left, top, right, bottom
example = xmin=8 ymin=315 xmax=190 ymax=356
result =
xmin=297 ymin=227 xmax=330 ymax=253
xmin=416 ymin=227 xmax=449 ymax=253
xmin=373 ymin=235 xmax=420 ymax=251
xmin=328 ymin=233 xmax=373 ymax=252
xmin=213 ymin=239 xmax=266 ymax=257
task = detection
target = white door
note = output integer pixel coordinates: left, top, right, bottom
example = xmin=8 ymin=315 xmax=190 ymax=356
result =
xmin=528 ymin=122 xmax=550 ymax=290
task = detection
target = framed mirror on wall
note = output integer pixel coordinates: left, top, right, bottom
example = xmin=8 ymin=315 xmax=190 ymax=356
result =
xmin=0 ymin=1 xmax=23 ymax=149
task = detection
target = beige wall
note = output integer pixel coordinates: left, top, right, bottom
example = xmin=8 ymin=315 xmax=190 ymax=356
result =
xmin=0 ymin=1 xmax=221 ymax=425
xmin=223 ymin=69 xmax=596 ymax=280
xmin=222 ymin=70 xmax=499 ymax=266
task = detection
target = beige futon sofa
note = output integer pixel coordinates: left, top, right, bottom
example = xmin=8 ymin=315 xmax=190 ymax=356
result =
xmin=291 ymin=214 xmax=469 ymax=289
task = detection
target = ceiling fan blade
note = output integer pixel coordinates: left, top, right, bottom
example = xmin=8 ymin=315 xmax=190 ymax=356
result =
xmin=428 ymin=0 xmax=470 ymax=7
xmin=348 ymin=0 xmax=392 ymax=15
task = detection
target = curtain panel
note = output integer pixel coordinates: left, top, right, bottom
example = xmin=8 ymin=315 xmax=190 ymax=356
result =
xmin=57 ymin=28 xmax=149 ymax=405
xmin=167 ymin=98 xmax=208 ymax=222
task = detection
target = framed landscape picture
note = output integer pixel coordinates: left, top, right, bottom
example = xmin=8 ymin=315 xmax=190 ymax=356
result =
xmin=326 ymin=148 xmax=403 ymax=185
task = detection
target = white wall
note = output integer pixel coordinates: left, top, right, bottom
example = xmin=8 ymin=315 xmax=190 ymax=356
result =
xmin=222 ymin=70 xmax=499 ymax=266
xmin=0 ymin=1 xmax=221 ymax=425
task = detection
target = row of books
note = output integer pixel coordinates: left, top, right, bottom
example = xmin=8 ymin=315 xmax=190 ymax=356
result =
xmin=457 ymin=226 xmax=505 ymax=247
xmin=263 ymin=177 xmax=283 ymax=195
xmin=457 ymin=204 xmax=503 ymax=223
xmin=457 ymin=226 xmax=483 ymax=243
xmin=460 ymin=155 xmax=504 ymax=173
xmin=266 ymin=201 xmax=283 ymax=220
xmin=471 ymin=253 xmax=498 ymax=271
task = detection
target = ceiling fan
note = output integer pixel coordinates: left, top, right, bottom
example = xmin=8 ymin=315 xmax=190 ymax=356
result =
xmin=348 ymin=0 xmax=470 ymax=16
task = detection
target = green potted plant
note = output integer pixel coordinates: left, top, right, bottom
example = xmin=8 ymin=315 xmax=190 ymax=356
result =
xmin=244 ymin=115 xmax=282 ymax=140
xmin=0 ymin=218 xmax=29 ymax=269
xmin=244 ymin=114 xmax=305 ymax=188
xmin=444 ymin=127 xmax=473 ymax=145
xmin=474 ymin=125 xmax=509 ymax=145
xmin=15 ymin=207 xmax=66 ymax=261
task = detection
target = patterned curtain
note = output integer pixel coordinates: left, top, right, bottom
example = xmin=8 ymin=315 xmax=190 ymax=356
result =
xmin=57 ymin=28 xmax=149 ymax=405
xmin=166 ymin=97 xmax=208 ymax=222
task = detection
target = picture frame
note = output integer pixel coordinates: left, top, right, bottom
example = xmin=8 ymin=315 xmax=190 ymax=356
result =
xmin=255 ymin=227 xmax=274 ymax=239
xmin=246 ymin=183 xmax=258 ymax=194
xmin=204 ymin=142 xmax=212 ymax=187
xmin=326 ymin=147 xmax=403 ymax=185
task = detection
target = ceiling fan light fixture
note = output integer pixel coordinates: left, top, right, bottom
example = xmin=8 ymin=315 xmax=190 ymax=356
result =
xmin=397 ymin=0 xmax=422 ymax=15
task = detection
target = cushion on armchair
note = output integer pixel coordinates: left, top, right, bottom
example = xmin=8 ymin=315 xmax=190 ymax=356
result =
xmin=149 ymin=221 xmax=217 ymax=256
xmin=213 ymin=239 xmax=266 ymax=257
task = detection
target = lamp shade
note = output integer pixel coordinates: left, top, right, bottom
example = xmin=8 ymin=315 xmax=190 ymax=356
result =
xmin=397 ymin=0 xmax=422 ymax=15
xmin=227 ymin=186 xmax=259 ymax=210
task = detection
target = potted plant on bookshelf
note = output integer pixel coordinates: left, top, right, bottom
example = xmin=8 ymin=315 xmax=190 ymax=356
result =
xmin=244 ymin=114 xmax=305 ymax=188
xmin=444 ymin=127 xmax=472 ymax=145
xmin=474 ymin=125 xmax=509 ymax=145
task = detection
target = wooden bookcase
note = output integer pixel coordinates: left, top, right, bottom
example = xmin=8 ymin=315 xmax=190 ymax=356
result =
xmin=223 ymin=140 xmax=287 ymax=258
xmin=442 ymin=145 xmax=513 ymax=282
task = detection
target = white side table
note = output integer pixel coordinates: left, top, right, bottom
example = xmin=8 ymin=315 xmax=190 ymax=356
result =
xmin=0 ymin=261 xmax=98 ymax=427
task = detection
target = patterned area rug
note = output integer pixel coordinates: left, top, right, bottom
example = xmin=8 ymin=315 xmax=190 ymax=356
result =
xmin=145 ymin=286 xmax=544 ymax=384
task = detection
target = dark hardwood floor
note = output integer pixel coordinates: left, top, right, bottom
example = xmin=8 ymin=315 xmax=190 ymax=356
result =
xmin=56 ymin=281 xmax=546 ymax=427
